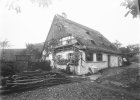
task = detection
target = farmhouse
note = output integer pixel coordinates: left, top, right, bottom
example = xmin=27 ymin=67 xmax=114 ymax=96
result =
xmin=42 ymin=14 xmax=122 ymax=75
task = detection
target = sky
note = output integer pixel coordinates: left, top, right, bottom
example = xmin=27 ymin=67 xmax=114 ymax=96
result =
xmin=0 ymin=0 xmax=140 ymax=49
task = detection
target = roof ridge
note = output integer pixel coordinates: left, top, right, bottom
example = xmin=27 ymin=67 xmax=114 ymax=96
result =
xmin=55 ymin=14 xmax=100 ymax=35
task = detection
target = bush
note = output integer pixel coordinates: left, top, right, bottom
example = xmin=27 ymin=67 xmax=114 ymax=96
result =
xmin=0 ymin=62 xmax=17 ymax=77
xmin=122 ymin=60 xmax=131 ymax=66
xmin=0 ymin=61 xmax=52 ymax=77
xmin=29 ymin=61 xmax=52 ymax=71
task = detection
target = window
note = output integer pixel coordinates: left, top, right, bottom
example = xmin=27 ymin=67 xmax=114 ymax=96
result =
xmin=67 ymin=39 xmax=72 ymax=44
xmin=96 ymin=53 xmax=103 ymax=61
xmin=58 ymin=39 xmax=62 ymax=46
xmin=58 ymin=36 xmax=75 ymax=46
xmin=90 ymin=40 xmax=96 ymax=45
xmin=86 ymin=52 xmax=93 ymax=61
xmin=57 ymin=55 xmax=62 ymax=60
xmin=86 ymin=31 xmax=90 ymax=35
xmin=67 ymin=53 xmax=73 ymax=59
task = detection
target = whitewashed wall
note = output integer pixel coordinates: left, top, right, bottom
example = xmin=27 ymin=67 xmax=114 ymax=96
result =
xmin=45 ymin=49 xmax=122 ymax=75
xmin=77 ymin=51 xmax=109 ymax=75
xmin=110 ymin=55 xmax=119 ymax=67
xmin=77 ymin=51 xmax=122 ymax=75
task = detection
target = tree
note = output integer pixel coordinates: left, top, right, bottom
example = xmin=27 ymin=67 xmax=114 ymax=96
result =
xmin=25 ymin=43 xmax=42 ymax=60
xmin=126 ymin=44 xmax=140 ymax=53
xmin=112 ymin=40 xmax=122 ymax=49
xmin=121 ymin=0 xmax=140 ymax=18
xmin=119 ymin=44 xmax=140 ymax=54
xmin=2 ymin=0 xmax=52 ymax=13
xmin=119 ymin=47 xmax=131 ymax=54
xmin=0 ymin=39 xmax=10 ymax=61
xmin=119 ymin=44 xmax=140 ymax=63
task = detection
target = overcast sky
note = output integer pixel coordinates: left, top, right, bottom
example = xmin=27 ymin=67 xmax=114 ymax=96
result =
xmin=0 ymin=0 xmax=140 ymax=49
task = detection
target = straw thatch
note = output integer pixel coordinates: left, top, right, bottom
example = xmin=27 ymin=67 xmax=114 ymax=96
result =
xmin=44 ymin=14 xmax=120 ymax=54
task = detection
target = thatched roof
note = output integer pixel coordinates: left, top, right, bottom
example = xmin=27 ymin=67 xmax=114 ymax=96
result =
xmin=44 ymin=14 xmax=120 ymax=54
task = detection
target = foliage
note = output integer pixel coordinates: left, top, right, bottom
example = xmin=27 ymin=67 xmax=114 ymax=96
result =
xmin=113 ymin=40 xmax=139 ymax=63
xmin=25 ymin=43 xmax=42 ymax=60
xmin=2 ymin=0 xmax=140 ymax=18
xmin=0 ymin=39 xmax=10 ymax=61
xmin=121 ymin=0 xmax=140 ymax=18
xmin=15 ymin=61 xmax=29 ymax=72
xmin=119 ymin=44 xmax=140 ymax=63
xmin=120 ymin=44 xmax=140 ymax=54
xmin=31 ymin=0 xmax=52 ymax=7
xmin=0 ymin=39 xmax=10 ymax=49
xmin=28 ymin=61 xmax=52 ymax=71
xmin=56 ymin=51 xmax=79 ymax=66
xmin=126 ymin=44 xmax=140 ymax=53
xmin=113 ymin=40 xmax=139 ymax=54
xmin=2 ymin=0 xmax=52 ymax=13
xmin=0 ymin=60 xmax=51 ymax=77
xmin=112 ymin=40 xmax=122 ymax=49
xmin=48 ymin=39 xmax=58 ymax=48
xmin=0 ymin=61 xmax=18 ymax=77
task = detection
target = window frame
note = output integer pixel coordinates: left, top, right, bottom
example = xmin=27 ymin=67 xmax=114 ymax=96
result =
xmin=86 ymin=52 xmax=93 ymax=62
xmin=67 ymin=53 xmax=73 ymax=60
xmin=96 ymin=53 xmax=103 ymax=61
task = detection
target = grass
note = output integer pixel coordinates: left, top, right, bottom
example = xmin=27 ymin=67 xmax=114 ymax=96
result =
xmin=1 ymin=63 xmax=140 ymax=100
xmin=96 ymin=63 xmax=140 ymax=94
xmin=1 ymin=81 xmax=137 ymax=100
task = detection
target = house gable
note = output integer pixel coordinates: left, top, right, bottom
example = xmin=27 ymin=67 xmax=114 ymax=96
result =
xmin=44 ymin=14 xmax=120 ymax=54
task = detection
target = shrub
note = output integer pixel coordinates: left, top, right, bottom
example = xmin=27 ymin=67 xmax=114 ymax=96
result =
xmin=0 ymin=62 xmax=17 ymax=77
xmin=29 ymin=61 xmax=52 ymax=71
xmin=122 ymin=60 xmax=131 ymax=66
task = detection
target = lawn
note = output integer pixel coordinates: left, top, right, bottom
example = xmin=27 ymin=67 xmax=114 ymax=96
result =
xmin=96 ymin=63 xmax=140 ymax=94
xmin=1 ymin=81 xmax=137 ymax=100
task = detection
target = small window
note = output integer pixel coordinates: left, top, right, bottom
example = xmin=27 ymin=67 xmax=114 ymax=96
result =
xmin=91 ymin=40 xmax=96 ymax=45
xmin=67 ymin=53 xmax=73 ymax=59
xmin=86 ymin=31 xmax=90 ymax=35
xmin=96 ymin=53 xmax=102 ymax=61
xmin=67 ymin=39 xmax=72 ymax=44
xmin=86 ymin=52 xmax=93 ymax=61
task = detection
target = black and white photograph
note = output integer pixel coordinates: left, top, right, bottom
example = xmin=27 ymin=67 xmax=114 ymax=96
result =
xmin=0 ymin=0 xmax=140 ymax=100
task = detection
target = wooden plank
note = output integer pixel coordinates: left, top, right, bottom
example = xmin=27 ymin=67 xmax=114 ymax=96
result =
xmin=13 ymin=78 xmax=45 ymax=83
xmin=7 ymin=77 xmax=69 ymax=85
xmin=7 ymin=80 xmax=44 ymax=85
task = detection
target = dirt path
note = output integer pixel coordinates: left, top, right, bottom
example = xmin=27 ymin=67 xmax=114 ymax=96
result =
xmin=1 ymin=81 xmax=138 ymax=100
